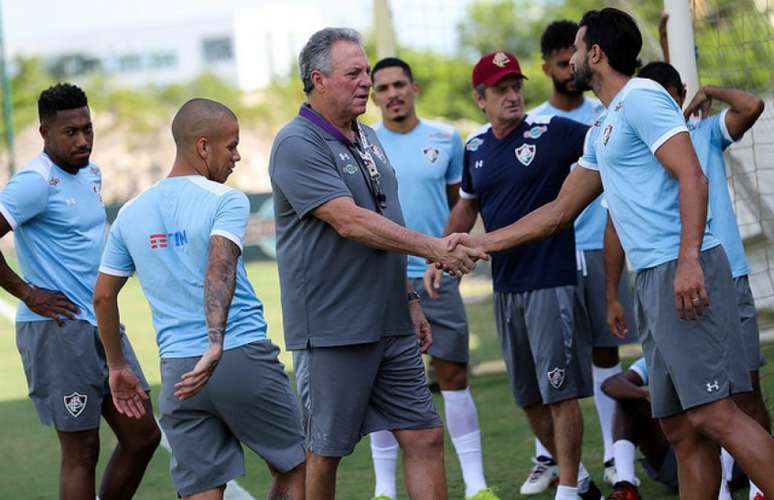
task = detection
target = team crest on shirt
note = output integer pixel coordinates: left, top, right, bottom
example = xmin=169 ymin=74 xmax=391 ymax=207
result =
xmin=466 ymin=137 xmax=484 ymax=152
xmin=547 ymin=368 xmax=566 ymax=390
xmin=63 ymin=392 xmax=87 ymax=418
xmin=342 ymin=164 xmax=358 ymax=175
xmin=523 ymin=125 xmax=548 ymax=140
xmin=515 ymin=143 xmax=536 ymax=166
xmin=602 ymin=124 xmax=613 ymax=146
xmin=369 ymin=144 xmax=386 ymax=163
xmin=422 ymin=147 xmax=440 ymax=164
xmin=492 ymin=51 xmax=510 ymax=68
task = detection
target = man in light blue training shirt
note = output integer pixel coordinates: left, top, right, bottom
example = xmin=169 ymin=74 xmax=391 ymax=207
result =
xmin=636 ymin=60 xmax=769 ymax=500
xmin=445 ymin=8 xmax=774 ymax=498
xmin=0 ymin=83 xmax=160 ymax=499
xmin=525 ymin=20 xmax=638 ymax=491
xmin=93 ymin=98 xmax=305 ymax=499
xmin=369 ymin=57 xmax=496 ymax=500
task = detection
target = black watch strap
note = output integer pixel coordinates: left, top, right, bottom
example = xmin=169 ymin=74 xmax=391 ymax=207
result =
xmin=407 ymin=291 xmax=421 ymax=303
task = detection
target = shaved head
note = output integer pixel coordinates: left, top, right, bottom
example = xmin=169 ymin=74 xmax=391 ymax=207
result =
xmin=171 ymin=98 xmax=237 ymax=148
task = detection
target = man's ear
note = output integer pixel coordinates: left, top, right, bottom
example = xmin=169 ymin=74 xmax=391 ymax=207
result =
xmin=196 ymin=137 xmax=209 ymax=159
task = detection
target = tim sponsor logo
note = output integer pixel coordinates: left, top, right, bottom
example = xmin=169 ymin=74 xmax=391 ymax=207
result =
xmin=149 ymin=231 xmax=188 ymax=250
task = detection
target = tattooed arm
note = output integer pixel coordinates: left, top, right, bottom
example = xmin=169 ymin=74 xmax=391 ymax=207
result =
xmin=173 ymin=235 xmax=241 ymax=400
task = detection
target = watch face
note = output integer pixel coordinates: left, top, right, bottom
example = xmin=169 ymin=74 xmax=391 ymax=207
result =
xmin=408 ymin=291 xmax=421 ymax=302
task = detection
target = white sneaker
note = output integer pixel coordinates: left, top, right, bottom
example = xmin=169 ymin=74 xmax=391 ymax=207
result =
xmin=520 ymin=456 xmax=559 ymax=495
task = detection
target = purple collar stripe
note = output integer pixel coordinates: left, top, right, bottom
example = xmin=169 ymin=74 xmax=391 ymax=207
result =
xmin=299 ymin=104 xmax=354 ymax=146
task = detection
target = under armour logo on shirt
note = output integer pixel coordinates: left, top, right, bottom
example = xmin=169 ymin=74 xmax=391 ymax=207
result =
xmin=474 ymin=160 xmax=484 ymax=169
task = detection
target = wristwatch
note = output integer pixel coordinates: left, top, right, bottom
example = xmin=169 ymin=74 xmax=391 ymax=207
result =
xmin=407 ymin=291 xmax=421 ymax=303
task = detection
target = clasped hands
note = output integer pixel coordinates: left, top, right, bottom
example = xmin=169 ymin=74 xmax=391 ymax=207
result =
xmin=427 ymin=233 xmax=488 ymax=278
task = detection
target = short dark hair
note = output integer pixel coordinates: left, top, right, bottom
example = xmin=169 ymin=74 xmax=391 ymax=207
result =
xmin=579 ymin=8 xmax=642 ymax=76
xmin=372 ymin=57 xmax=413 ymax=82
xmin=38 ymin=83 xmax=88 ymax=124
xmin=541 ymin=20 xmax=579 ymax=59
xmin=638 ymin=61 xmax=683 ymax=93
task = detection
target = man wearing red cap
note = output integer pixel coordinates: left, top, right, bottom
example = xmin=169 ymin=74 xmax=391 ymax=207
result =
xmin=446 ymin=51 xmax=602 ymax=500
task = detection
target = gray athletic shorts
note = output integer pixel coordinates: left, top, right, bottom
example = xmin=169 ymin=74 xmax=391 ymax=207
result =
xmin=493 ymin=286 xmax=593 ymax=408
xmin=575 ymin=249 xmax=638 ymax=348
xmin=635 ymin=245 xmax=752 ymax=418
xmin=159 ymin=340 xmax=305 ymax=496
xmin=299 ymin=335 xmax=442 ymax=457
xmin=734 ymin=275 xmax=766 ymax=371
xmin=409 ymin=274 xmax=469 ymax=363
xmin=16 ymin=319 xmax=148 ymax=432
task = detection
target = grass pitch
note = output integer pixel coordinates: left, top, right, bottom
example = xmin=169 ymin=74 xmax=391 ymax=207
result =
xmin=0 ymin=261 xmax=772 ymax=498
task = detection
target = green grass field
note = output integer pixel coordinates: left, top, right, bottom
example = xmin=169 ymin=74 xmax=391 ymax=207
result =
xmin=0 ymin=260 xmax=772 ymax=498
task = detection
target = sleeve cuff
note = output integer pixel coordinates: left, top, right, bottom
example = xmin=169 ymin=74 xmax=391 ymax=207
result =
xmin=630 ymin=365 xmax=647 ymax=385
xmin=459 ymin=188 xmax=477 ymax=200
xmin=718 ymin=109 xmax=738 ymax=144
xmin=99 ymin=265 xmax=133 ymax=277
xmin=650 ymin=125 xmax=689 ymax=154
xmin=211 ymin=229 xmax=244 ymax=251
xmin=446 ymin=176 xmax=462 ymax=185
xmin=577 ymin=158 xmax=599 ymax=171
xmin=0 ymin=202 xmax=18 ymax=230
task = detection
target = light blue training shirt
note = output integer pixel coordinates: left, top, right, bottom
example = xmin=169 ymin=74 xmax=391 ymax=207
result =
xmin=688 ymin=109 xmax=750 ymax=278
xmin=375 ymin=119 xmax=463 ymax=278
xmin=578 ymin=78 xmax=719 ymax=271
xmin=100 ymin=176 xmax=267 ymax=358
xmin=0 ymin=152 xmax=106 ymax=325
xmin=531 ymin=97 xmax=607 ymax=250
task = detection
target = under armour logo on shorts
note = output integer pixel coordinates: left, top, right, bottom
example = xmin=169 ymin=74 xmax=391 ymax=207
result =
xmin=706 ymin=380 xmax=720 ymax=393
xmin=63 ymin=392 xmax=88 ymax=417
xmin=547 ymin=368 xmax=566 ymax=390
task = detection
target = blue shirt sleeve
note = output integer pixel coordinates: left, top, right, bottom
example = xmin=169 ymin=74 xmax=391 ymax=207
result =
xmin=99 ymin=217 xmax=135 ymax=277
xmin=709 ymin=109 xmax=735 ymax=151
xmin=629 ymin=357 xmax=649 ymax=385
xmin=460 ymin=148 xmax=476 ymax=199
xmin=623 ymin=86 xmax=689 ymax=154
xmin=446 ymin=131 xmax=464 ymax=184
xmin=271 ymin=134 xmax=352 ymax=219
xmin=0 ymin=170 xmax=49 ymax=229
xmin=211 ymin=190 xmax=250 ymax=251
xmin=578 ymin=124 xmax=600 ymax=171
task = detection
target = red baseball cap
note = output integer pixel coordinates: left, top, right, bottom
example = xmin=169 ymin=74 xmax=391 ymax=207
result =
xmin=472 ymin=51 xmax=527 ymax=88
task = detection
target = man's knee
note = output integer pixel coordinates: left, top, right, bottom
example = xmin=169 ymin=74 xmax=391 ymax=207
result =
xmin=397 ymin=427 xmax=444 ymax=458
xmin=592 ymin=347 xmax=620 ymax=368
xmin=433 ymin=359 xmax=468 ymax=391
xmin=59 ymin=430 xmax=101 ymax=467
xmin=685 ymin=400 xmax=737 ymax=438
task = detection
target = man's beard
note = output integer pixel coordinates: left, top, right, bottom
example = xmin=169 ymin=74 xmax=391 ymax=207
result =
xmin=554 ymin=77 xmax=583 ymax=97
xmin=572 ymin=60 xmax=594 ymax=92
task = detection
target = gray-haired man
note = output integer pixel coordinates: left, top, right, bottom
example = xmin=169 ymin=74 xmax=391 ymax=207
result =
xmin=269 ymin=27 xmax=486 ymax=500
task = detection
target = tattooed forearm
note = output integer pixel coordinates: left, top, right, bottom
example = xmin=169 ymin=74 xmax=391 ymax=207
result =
xmin=204 ymin=235 xmax=241 ymax=348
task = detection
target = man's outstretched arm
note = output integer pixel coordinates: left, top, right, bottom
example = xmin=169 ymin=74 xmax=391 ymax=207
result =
xmin=174 ymin=235 xmax=241 ymax=400
xmin=448 ymin=166 xmax=603 ymax=253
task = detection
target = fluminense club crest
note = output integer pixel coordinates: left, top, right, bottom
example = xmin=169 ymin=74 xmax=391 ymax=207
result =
xmin=492 ymin=51 xmax=510 ymax=68
xmin=547 ymin=368 xmax=566 ymax=390
xmin=515 ymin=143 xmax=536 ymax=166
xmin=63 ymin=392 xmax=88 ymax=418
xmin=422 ymin=147 xmax=440 ymax=164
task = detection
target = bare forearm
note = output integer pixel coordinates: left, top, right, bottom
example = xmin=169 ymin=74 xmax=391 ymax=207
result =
xmin=704 ymin=85 xmax=764 ymax=138
xmin=0 ymin=251 xmax=31 ymax=301
xmin=94 ymin=297 xmax=127 ymax=368
xmin=604 ymin=216 xmax=625 ymax=302
xmin=602 ymin=377 xmax=649 ymax=401
xmin=678 ymin=171 xmax=709 ymax=260
xmin=204 ymin=237 xmax=241 ymax=347
xmin=478 ymin=202 xmax=569 ymax=254
xmin=445 ymin=199 xmax=478 ymax=235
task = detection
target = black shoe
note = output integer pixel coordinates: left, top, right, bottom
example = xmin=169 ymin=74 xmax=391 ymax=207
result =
xmin=579 ymin=480 xmax=603 ymax=500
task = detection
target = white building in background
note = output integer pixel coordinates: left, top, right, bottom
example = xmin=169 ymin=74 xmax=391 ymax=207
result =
xmin=7 ymin=5 xmax=321 ymax=90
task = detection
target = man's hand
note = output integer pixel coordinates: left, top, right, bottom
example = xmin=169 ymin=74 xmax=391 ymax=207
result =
xmin=23 ymin=287 xmax=80 ymax=326
xmin=109 ymin=365 xmax=149 ymax=419
xmin=606 ymin=299 xmax=629 ymax=339
xmin=428 ymin=234 xmax=488 ymax=276
xmin=684 ymin=87 xmax=713 ymax=120
xmin=674 ymin=256 xmax=709 ymax=320
xmin=423 ymin=266 xmax=444 ymax=300
xmin=174 ymin=344 xmax=223 ymax=400
xmin=409 ymin=300 xmax=432 ymax=353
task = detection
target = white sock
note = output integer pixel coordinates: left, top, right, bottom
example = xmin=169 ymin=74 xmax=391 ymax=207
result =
xmin=718 ymin=477 xmax=733 ymax=500
xmin=370 ymin=431 xmax=399 ymax=499
xmin=555 ymin=485 xmax=578 ymax=500
xmin=720 ymin=447 xmax=734 ymax=481
xmin=750 ymin=481 xmax=764 ymax=500
xmin=443 ymin=388 xmax=487 ymax=497
xmin=535 ymin=437 xmax=554 ymax=460
xmin=577 ymin=462 xmax=590 ymax=492
xmin=613 ymin=440 xmax=636 ymax=484
xmin=593 ymin=364 xmax=622 ymax=463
